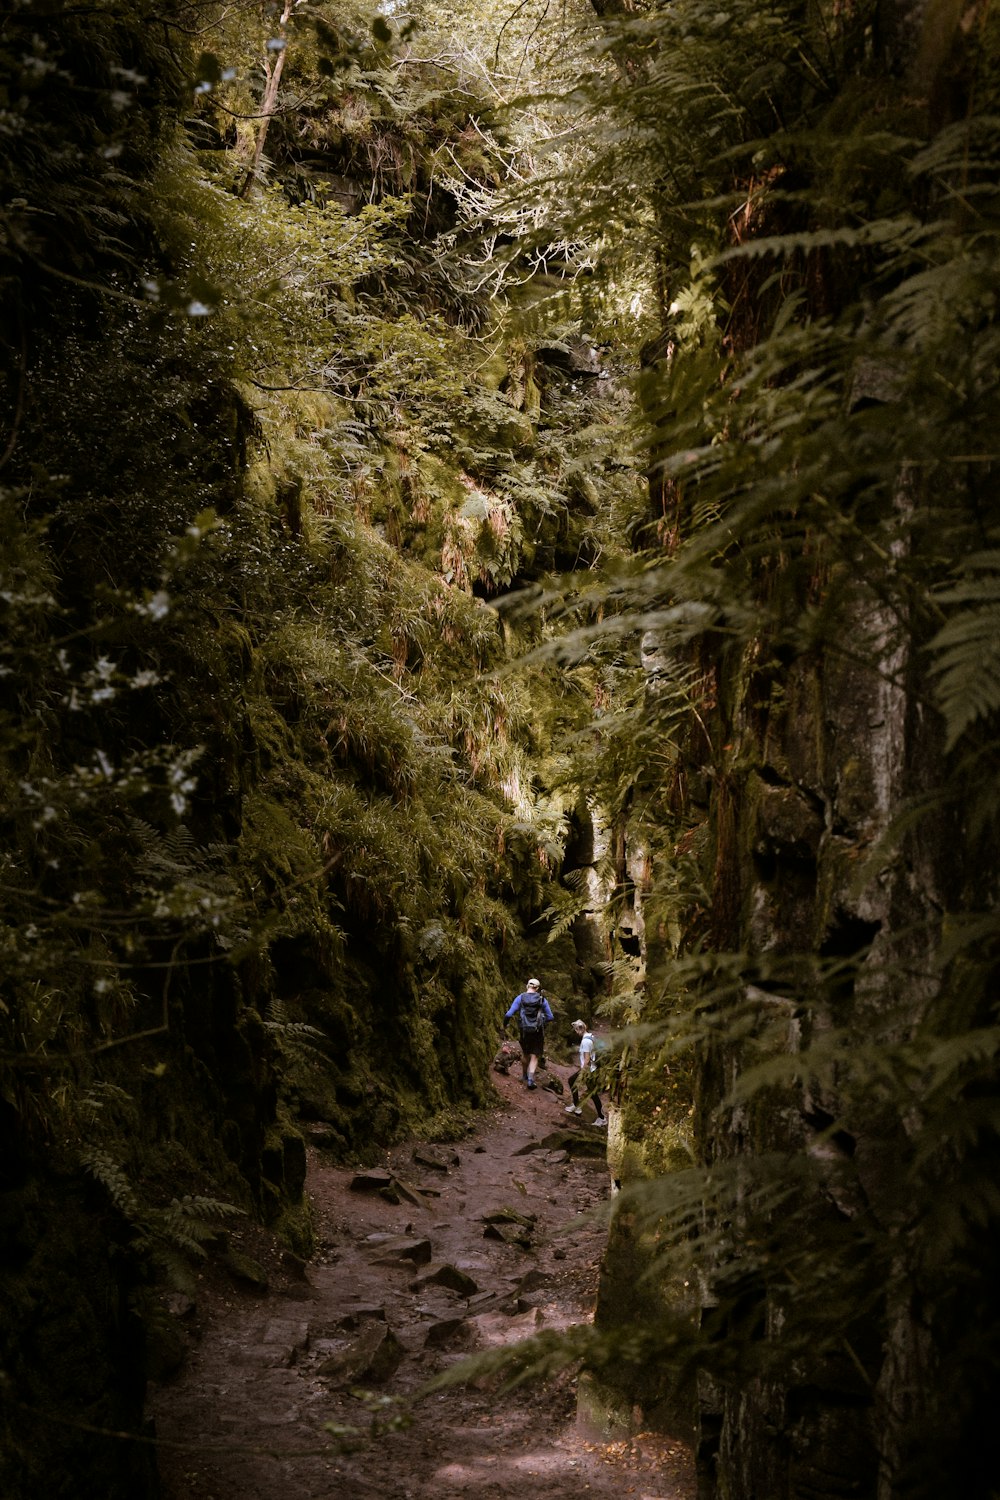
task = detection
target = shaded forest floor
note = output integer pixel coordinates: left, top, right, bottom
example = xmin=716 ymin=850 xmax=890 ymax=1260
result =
xmin=147 ymin=1057 xmax=694 ymax=1500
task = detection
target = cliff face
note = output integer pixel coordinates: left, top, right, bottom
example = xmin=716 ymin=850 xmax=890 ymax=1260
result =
xmin=693 ymin=557 xmax=947 ymax=1496
xmin=582 ymin=4 xmax=1000 ymax=1492
xmin=0 ymin=8 xmax=633 ymax=1494
xmin=594 ymin=402 xmax=996 ymax=1500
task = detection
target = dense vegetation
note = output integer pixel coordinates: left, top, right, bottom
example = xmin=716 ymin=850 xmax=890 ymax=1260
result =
xmin=0 ymin=3 xmax=638 ymax=1491
xmin=2 ymin=0 xmax=998 ymax=1496
xmin=496 ymin=3 xmax=1000 ymax=1497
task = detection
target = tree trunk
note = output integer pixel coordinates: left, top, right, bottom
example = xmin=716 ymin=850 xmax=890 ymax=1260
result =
xmin=240 ymin=0 xmax=296 ymax=200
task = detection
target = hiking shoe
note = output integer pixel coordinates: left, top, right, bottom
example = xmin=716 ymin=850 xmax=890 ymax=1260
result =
xmin=593 ymin=1116 xmax=607 ymax=1127
xmin=564 ymin=1104 xmax=582 ymax=1115
xmin=527 ymin=1079 xmax=536 ymax=1089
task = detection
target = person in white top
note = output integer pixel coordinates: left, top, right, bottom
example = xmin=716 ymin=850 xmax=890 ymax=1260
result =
xmin=564 ymin=1019 xmax=606 ymax=1126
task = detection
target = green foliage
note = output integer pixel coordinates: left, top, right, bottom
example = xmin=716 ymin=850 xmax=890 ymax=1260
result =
xmin=0 ymin=5 xmax=642 ymax=1495
xmin=82 ymin=1148 xmax=244 ymax=1293
xmin=418 ymin=2 xmax=1000 ymax=1495
xmin=927 ymin=546 xmax=1000 ymax=750
xmin=2 ymin=0 xmax=618 ymax=1211
xmin=32 ymin=2 xmax=1000 ymax=1494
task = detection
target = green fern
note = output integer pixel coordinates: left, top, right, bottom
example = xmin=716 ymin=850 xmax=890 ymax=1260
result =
xmin=81 ymin=1150 xmax=244 ymax=1287
xmin=927 ymin=551 xmax=1000 ymax=749
xmin=81 ymin=1148 xmax=143 ymax=1224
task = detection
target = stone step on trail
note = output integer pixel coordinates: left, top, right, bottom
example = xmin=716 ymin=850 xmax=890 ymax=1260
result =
xmin=350 ymin=1167 xmax=440 ymax=1206
xmin=409 ymin=1261 xmax=479 ymax=1296
xmin=483 ymin=1220 xmax=534 ymax=1249
xmin=364 ymin=1233 xmax=433 ymax=1266
xmin=380 ymin=1174 xmax=441 ymax=1207
xmin=480 ymin=1207 xmax=538 ymax=1255
xmin=481 ymin=1207 xmax=537 ymax=1228
xmin=231 ymin=1316 xmax=311 ymax=1368
xmin=350 ymin=1168 xmax=394 ymax=1192
xmin=313 ymin=1319 xmax=405 ymax=1385
xmin=512 ymin=1127 xmax=607 ymax=1158
xmin=423 ymin=1315 xmax=470 ymax=1348
xmin=412 ymin=1145 xmax=460 ymax=1172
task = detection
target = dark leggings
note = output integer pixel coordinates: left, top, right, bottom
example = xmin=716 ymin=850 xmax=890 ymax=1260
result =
xmin=568 ymin=1067 xmax=604 ymax=1117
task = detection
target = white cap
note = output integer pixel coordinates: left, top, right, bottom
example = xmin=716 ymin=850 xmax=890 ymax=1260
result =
xmin=526 ymin=978 xmax=540 ymax=990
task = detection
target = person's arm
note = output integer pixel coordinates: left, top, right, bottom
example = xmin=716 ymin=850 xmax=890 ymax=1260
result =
xmin=504 ymin=997 xmax=520 ymax=1021
xmin=542 ymin=997 xmax=554 ymax=1023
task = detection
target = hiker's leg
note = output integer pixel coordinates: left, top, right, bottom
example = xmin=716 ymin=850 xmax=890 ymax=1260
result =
xmin=522 ymin=1027 xmax=543 ymax=1084
xmin=567 ymin=1068 xmax=580 ymax=1106
xmin=593 ymin=1089 xmax=605 ymax=1120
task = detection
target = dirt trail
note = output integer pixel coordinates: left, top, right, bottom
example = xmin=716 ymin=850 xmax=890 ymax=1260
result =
xmin=148 ymin=1056 xmax=695 ymax=1500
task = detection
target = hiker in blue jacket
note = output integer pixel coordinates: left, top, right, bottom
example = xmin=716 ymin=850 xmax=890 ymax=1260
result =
xmin=505 ymin=978 xmax=553 ymax=1089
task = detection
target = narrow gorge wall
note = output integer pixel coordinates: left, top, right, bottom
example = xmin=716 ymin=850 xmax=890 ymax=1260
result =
xmin=588 ymin=468 xmax=991 ymax=1499
xmin=693 ymin=557 xmax=948 ymax=1497
xmin=580 ymin=6 xmax=1000 ymax=1491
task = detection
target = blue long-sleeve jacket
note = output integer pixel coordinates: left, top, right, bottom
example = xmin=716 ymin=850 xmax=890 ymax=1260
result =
xmin=505 ymin=992 xmax=554 ymax=1025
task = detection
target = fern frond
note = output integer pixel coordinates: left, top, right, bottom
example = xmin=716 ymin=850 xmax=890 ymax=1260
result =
xmin=927 ymin=556 xmax=1000 ymax=748
xmin=81 ymin=1149 xmax=142 ymax=1223
xmin=541 ymin=890 xmax=591 ymax=943
xmin=166 ymin=1193 xmax=245 ymax=1222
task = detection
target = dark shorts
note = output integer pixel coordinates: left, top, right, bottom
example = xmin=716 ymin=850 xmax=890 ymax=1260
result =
xmin=520 ymin=1026 xmax=545 ymax=1057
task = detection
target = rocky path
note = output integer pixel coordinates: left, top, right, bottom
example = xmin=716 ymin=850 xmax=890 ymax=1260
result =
xmin=147 ymin=1061 xmax=694 ymax=1500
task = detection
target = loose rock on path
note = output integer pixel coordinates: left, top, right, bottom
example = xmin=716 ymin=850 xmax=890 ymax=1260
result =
xmin=147 ymin=1059 xmax=695 ymax=1500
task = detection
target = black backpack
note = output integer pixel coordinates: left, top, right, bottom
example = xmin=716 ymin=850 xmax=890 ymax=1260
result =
xmin=519 ymin=992 xmax=545 ymax=1029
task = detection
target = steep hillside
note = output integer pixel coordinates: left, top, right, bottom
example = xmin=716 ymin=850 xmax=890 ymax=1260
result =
xmin=0 ymin=3 xmax=638 ymax=1494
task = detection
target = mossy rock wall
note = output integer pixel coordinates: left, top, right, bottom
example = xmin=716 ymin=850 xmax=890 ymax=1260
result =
xmin=591 ymin=556 xmax=957 ymax=1494
xmin=0 ymin=6 xmax=637 ymax=1496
